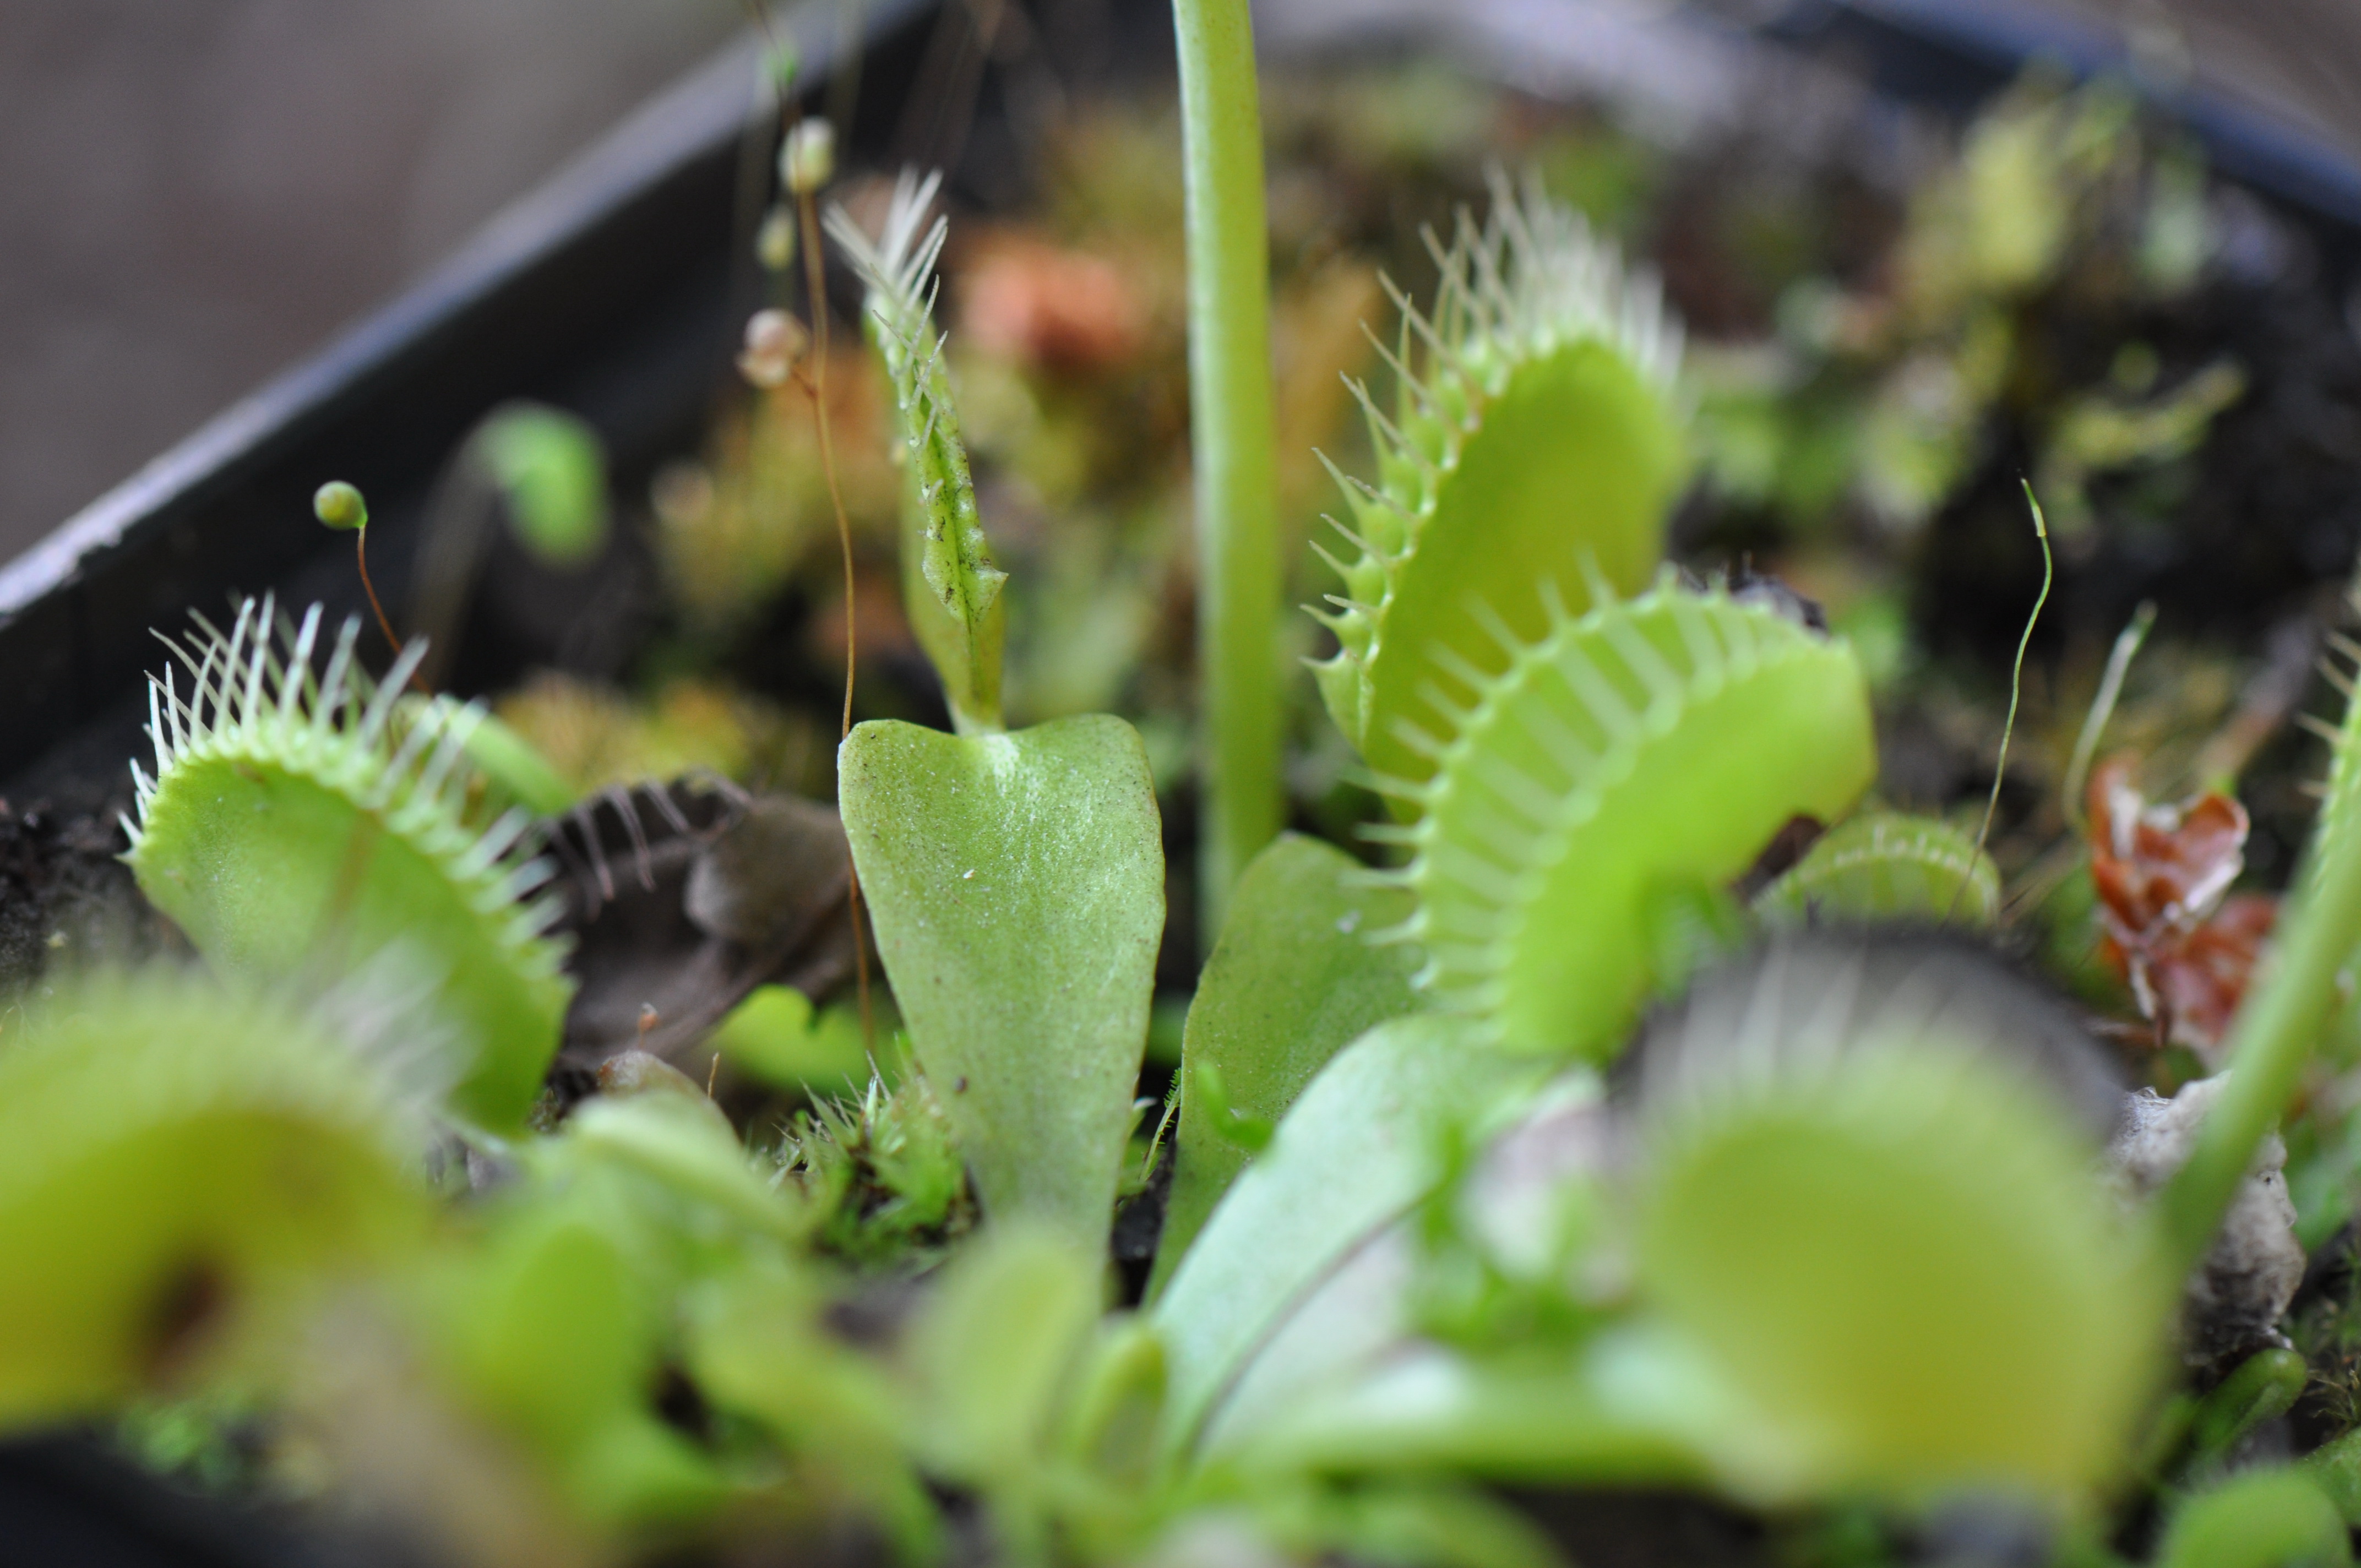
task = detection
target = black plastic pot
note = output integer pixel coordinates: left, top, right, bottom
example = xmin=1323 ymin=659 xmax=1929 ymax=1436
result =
xmin=2 ymin=0 xmax=2358 ymax=1561
xmin=5 ymin=0 xmax=2357 ymax=803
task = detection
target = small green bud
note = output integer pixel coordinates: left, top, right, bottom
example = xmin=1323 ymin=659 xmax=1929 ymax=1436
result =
xmin=780 ymin=117 xmax=834 ymax=196
xmin=313 ymin=480 xmax=368 ymax=532
xmin=756 ymin=204 xmax=796 ymax=272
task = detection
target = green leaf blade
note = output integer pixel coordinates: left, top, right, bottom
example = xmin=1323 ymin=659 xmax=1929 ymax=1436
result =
xmin=839 ymin=715 xmax=1164 ymax=1245
xmin=1151 ymin=1015 xmax=1546 ymax=1460
xmin=1147 ymin=833 xmax=1421 ymax=1299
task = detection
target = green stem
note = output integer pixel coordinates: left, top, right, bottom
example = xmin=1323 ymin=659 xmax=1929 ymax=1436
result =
xmin=1173 ymin=0 xmax=1282 ymax=943
xmin=2159 ymin=754 xmax=2361 ymax=1276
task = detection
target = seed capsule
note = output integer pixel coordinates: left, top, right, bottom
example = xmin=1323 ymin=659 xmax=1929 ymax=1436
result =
xmin=737 ymin=308 xmax=808 ymax=390
xmin=780 ymin=118 xmax=835 ymax=196
xmin=313 ymin=480 xmax=369 ymax=532
xmin=756 ymin=204 xmax=796 ymax=271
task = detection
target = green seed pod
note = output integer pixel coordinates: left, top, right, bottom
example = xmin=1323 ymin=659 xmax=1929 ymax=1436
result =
xmin=757 ymin=203 xmax=797 ymax=272
xmin=123 ymin=598 xmax=574 ymax=1131
xmin=1310 ymin=170 xmax=1688 ymax=788
xmin=1373 ymin=580 xmax=1874 ymax=1057
xmin=313 ymin=480 xmax=369 ymax=532
xmin=0 ymin=969 xmax=428 ymax=1430
xmin=1754 ymin=812 xmax=2002 ymax=928
xmin=1630 ymin=936 xmax=2165 ymax=1505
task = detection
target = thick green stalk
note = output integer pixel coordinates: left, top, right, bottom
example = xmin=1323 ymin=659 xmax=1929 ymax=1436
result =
xmin=1173 ymin=0 xmax=1282 ymax=939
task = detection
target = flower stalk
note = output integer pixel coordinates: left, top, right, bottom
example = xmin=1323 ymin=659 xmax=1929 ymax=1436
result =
xmin=1172 ymin=0 xmax=1282 ymax=939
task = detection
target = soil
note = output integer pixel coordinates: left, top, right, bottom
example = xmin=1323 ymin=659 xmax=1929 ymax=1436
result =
xmin=0 ymin=797 xmax=175 ymax=994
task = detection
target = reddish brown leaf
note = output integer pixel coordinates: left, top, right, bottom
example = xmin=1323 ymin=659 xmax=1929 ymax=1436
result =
xmin=2085 ymin=755 xmax=2276 ymax=1054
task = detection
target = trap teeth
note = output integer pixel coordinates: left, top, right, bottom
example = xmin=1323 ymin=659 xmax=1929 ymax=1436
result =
xmin=124 ymin=598 xmax=574 ymax=1131
xmin=1312 ymin=172 xmax=1690 ymax=791
xmin=1402 ymin=585 xmax=1874 ymax=1059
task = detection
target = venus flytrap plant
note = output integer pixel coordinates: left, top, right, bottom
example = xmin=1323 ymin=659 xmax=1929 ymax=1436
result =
xmin=1152 ymin=1015 xmax=1551 ymax=1459
xmin=1194 ymin=937 xmax=2169 ymax=1517
xmin=1372 ymin=576 xmax=1876 ymax=1056
xmin=1754 ymin=812 xmax=2003 ymax=928
xmin=828 ymin=179 xmax=1165 ymax=1248
xmin=13 ymin=32 xmax=2322 ymax=1560
xmin=0 ymin=969 xmax=434 ymax=1428
xmin=1310 ymin=172 xmax=1688 ymax=792
xmin=425 ymin=1199 xmax=736 ymax=1530
xmin=123 ymin=597 xmax=573 ymax=1131
xmin=1623 ymin=937 xmax=2166 ymax=1506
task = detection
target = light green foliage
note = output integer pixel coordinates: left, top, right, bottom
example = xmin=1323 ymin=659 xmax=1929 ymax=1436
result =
xmin=2159 ymin=1468 xmax=2352 ymax=1568
xmin=1901 ymin=78 xmax=2141 ymax=315
xmin=1149 ymin=834 xmax=1422 ymax=1298
xmin=776 ymin=1065 xmax=976 ymax=1265
xmin=1311 ymin=171 xmax=1687 ymax=787
xmin=1631 ymin=941 xmax=2166 ymax=1504
xmin=1236 ymin=1481 xmax=1570 ymax=1568
xmin=2036 ymin=358 xmax=2244 ymax=539
xmin=714 ymin=984 xmax=873 ymax=1100
xmin=124 ymin=600 xmax=573 ymax=1130
xmin=685 ymin=1256 xmax=939 ymax=1559
xmin=2185 ymin=1347 xmax=2308 ymax=1472
xmin=1174 ymin=0 xmax=1286 ymax=921
xmin=1754 ymin=812 xmax=2000 ymax=928
xmin=537 ymin=1091 xmax=805 ymax=1275
xmin=422 ymin=1086 xmax=806 ymax=1527
xmin=0 ymin=970 xmax=426 ymax=1430
xmin=1059 ymin=1315 xmax=1168 ymax=1496
xmin=431 ymin=1206 xmax=730 ymax=1527
xmin=839 ymin=715 xmax=1163 ymax=1244
xmin=1378 ymin=581 xmax=1875 ymax=1055
xmin=1227 ymin=1344 xmax=1704 ymax=1488
xmin=904 ymin=1225 xmax=1110 ymax=1561
xmin=2286 ymin=1095 xmax=2361 ymax=1256
xmin=1695 ymin=78 xmax=2231 ymax=538
xmin=829 ymin=171 xmax=1009 ymax=733
xmin=471 ymin=402 xmax=611 ymax=568
xmin=1154 ymin=1016 xmax=1548 ymax=1460
xmin=2303 ymin=1426 xmax=2361 ymax=1526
